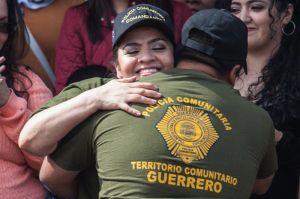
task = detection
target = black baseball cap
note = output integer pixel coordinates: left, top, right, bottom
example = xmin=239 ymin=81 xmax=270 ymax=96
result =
xmin=112 ymin=4 xmax=175 ymax=50
xmin=180 ymin=9 xmax=248 ymax=74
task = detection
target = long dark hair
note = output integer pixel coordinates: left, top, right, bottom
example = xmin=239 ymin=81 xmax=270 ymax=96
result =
xmin=86 ymin=0 xmax=174 ymax=44
xmin=225 ymin=0 xmax=300 ymax=130
xmin=0 ymin=0 xmax=31 ymax=99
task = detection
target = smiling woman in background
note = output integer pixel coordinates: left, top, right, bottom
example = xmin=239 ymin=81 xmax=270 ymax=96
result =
xmin=0 ymin=0 xmax=53 ymax=198
xmin=225 ymin=0 xmax=300 ymax=198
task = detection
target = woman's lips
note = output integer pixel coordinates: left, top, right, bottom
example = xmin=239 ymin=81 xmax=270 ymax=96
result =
xmin=247 ymin=28 xmax=256 ymax=32
xmin=137 ymin=68 xmax=160 ymax=77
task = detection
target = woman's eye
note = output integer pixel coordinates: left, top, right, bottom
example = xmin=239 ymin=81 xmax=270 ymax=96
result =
xmin=230 ymin=7 xmax=240 ymax=13
xmin=251 ymin=6 xmax=263 ymax=11
xmin=126 ymin=50 xmax=139 ymax=55
xmin=152 ymin=47 xmax=165 ymax=51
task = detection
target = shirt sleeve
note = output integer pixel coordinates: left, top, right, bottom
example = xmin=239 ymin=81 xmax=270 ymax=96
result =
xmin=31 ymin=77 xmax=114 ymax=171
xmin=0 ymin=68 xmax=53 ymax=170
xmin=30 ymin=77 xmax=114 ymax=119
xmin=49 ymin=114 xmax=96 ymax=171
xmin=256 ymin=122 xmax=278 ymax=179
xmin=55 ymin=7 xmax=86 ymax=94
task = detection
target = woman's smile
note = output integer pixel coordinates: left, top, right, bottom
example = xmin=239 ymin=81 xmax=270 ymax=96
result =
xmin=115 ymin=26 xmax=174 ymax=79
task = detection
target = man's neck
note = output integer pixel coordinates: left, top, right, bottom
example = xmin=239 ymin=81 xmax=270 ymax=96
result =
xmin=176 ymin=61 xmax=222 ymax=80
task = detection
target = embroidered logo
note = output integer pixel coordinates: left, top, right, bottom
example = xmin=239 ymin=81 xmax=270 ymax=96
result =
xmin=156 ymin=105 xmax=219 ymax=164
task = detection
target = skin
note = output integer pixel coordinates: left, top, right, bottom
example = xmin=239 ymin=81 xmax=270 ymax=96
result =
xmin=33 ymin=27 xmax=174 ymax=198
xmin=230 ymin=0 xmax=292 ymax=57
xmin=173 ymin=0 xmax=217 ymax=14
xmin=230 ymin=0 xmax=293 ymax=143
xmin=0 ymin=0 xmax=8 ymax=50
xmin=0 ymin=0 xmax=11 ymax=107
xmin=115 ymin=27 xmax=174 ymax=80
xmin=20 ymin=26 xmax=174 ymax=157
xmin=40 ymin=59 xmax=275 ymax=197
xmin=39 ymin=60 xmax=242 ymax=199
xmin=112 ymin=0 xmax=130 ymax=14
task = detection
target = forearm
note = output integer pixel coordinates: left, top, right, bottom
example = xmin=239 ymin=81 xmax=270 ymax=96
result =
xmin=44 ymin=177 xmax=78 ymax=199
xmin=40 ymin=156 xmax=80 ymax=198
xmin=19 ymin=90 xmax=98 ymax=156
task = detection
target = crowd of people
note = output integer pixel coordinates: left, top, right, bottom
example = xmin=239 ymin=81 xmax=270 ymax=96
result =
xmin=0 ymin=0 xmax=300 ymax=199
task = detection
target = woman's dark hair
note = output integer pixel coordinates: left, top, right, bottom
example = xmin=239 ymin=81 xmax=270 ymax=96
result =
xmin=0 ymin=0 xmax=31 ymax=99
xmin=86 ymin=0 xmax=174 ymax=44
xmin=65 ymin=65 xmax=114 ymax=86
xmin=224 ymin=0 xmax=300 ymax=130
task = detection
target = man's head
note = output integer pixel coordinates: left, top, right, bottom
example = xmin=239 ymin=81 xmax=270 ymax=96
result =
xmin=175 ymin=9 xmax=248 ymax=86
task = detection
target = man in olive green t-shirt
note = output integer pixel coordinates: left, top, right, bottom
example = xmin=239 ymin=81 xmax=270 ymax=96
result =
xmin=38 ymin=9 xmax=277 ymax=199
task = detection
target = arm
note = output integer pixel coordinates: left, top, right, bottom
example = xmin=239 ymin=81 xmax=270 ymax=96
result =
xmin=40 ymin=156 xmax=80 ymax=198
xmin=252 ymin=174 xmax=275 ymax=195
xmin=55 ymin=8 xmax=86 ymax=94
xmin=0 ymin=64 xmax=52 ymax=170
xmin=252 ymin=118 xmax=277 ymax=195
xmin=19 ymin=77 xmax=161 ymax=156
xmin=40 ymin=115 xmax=96 ymax=198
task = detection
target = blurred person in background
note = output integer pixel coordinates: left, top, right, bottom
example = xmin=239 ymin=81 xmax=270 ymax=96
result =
xmin=54 ymin=0 xmax=192 ymax=94
xmin=0 ymin=0 xmax=53 ymax=198
xmin=18 ymin=0 xmax=85 ymax=94
xmin=173 ymin=0 xmax=225 ymax=14
xmin=224 ymin=0 xmax=300 ymax=198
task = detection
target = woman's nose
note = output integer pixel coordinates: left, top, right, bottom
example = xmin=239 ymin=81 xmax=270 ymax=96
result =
xmin=239 ymin=9 xmax=251 ymax=24
xmin=138 ymin=50 xmax=155 ymax=63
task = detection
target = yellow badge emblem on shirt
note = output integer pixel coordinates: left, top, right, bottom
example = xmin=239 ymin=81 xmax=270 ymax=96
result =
xmin=156 ymin=105 xmax=219 ymax=164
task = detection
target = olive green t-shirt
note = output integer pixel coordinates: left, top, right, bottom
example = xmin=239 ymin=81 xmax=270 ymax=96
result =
xmin=31 ymin=77 xmax=113 ymax=199
xmin=33 ymin=69 xmax=277 ymax=199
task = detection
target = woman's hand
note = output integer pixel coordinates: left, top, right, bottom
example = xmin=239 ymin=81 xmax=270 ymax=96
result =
xmin=89 ymin=76 xmax=162 ymax=116
xmin=0 ymin=57 xmax=11 ymax=107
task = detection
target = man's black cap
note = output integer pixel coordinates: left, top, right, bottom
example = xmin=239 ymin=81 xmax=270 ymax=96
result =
xmin=113 ymin=4 xmax=175 ymax=50
xmin=180 ymin=9 xmax=248 ymax=74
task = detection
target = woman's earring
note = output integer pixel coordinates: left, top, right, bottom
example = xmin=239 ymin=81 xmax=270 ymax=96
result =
xmin=282 ymin=21 xmax=296 ymax=35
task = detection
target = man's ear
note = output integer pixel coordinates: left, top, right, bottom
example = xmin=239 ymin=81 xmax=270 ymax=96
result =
xmin=115 ymin=64 xmax=123 ymax=79
xmin=226 ymin=65 xmax=240 ymax=87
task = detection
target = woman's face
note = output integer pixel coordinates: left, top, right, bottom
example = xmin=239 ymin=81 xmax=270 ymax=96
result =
xmin=0 ymin=0 xmax=8 ymax=51
xmin=115 ymin=27 xmax=174 ymax=79
xmin=230 ymin=0 xmax=288 ymax=52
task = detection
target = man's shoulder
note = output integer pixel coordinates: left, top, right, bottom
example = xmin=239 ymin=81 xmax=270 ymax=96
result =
xmin=67 ymin=77 xmax=113 ymax=90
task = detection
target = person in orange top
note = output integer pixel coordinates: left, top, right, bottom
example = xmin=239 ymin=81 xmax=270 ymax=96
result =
xmin=0 ymin=0 xmax=52 ymax=198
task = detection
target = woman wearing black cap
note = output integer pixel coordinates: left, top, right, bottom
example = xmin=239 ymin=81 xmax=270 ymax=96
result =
xmin=54 ymin=0 xmax=192 ymax=94
xmin=20 ymin=4 xmax=176 ymax=198
xmin=225 ymin=0 xmax=300 ymax=198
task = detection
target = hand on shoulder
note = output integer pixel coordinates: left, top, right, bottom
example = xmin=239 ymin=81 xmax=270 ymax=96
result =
xmin=86 ymin=76 xmax=162 ymax=116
